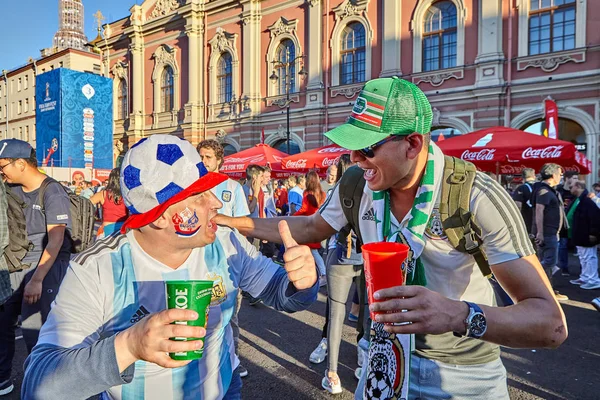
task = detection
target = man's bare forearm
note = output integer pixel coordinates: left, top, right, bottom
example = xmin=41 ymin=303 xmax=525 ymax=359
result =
xmin=217 ymin=214 xmax=335 ymax=244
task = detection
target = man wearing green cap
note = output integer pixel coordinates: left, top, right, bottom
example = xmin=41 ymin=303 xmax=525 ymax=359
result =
xmin=215 ymin=77 xmax=567 ymax=399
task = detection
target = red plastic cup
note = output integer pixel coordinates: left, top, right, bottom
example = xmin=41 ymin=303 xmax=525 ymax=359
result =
xmin=362 ymin=242 xmax=409 ymax=320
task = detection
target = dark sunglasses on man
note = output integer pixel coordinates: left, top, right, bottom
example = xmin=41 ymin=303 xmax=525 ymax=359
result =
xmin=357 ymin=135 xmax=405 ymax=158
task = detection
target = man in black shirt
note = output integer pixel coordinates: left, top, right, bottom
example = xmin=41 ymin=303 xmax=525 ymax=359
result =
xmin=0 ymin=139 xmax=72 ymax=395
xmin=533 ymin=163 xmax=568 ymax=302
xmin=513 ymin=168 xmax=537 ymax=234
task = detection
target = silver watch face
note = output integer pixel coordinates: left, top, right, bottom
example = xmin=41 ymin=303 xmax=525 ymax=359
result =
xmin=470 ymin=313 xmax=487 ymax=337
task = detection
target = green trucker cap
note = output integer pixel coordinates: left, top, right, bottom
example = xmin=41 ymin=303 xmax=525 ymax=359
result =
xmin=324 ymin=77 xmax=433 ymax=150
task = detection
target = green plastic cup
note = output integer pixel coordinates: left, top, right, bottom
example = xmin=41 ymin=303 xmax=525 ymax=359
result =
xmin=165 ymin=280 xmax=214 ymax=360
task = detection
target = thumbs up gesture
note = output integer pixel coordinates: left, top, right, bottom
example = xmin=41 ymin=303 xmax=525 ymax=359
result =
xmin=278 ymin=220 xmax=318 ymax=291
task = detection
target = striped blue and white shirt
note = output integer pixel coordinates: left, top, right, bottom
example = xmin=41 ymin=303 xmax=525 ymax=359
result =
xmin=24 ymin=228 xmax=318 ymax=400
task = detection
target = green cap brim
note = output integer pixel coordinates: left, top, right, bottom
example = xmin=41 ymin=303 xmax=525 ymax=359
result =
xmin=324 ymin=123 xmax=389 ymax=151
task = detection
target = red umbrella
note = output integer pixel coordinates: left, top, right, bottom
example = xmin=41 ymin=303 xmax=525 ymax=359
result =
xmin=220 ymin=144 xmax=290 ymax=179
xmin=437 ymin=127 xmax=591 ymax=175
xmin=281 ymin=144 xmax=350 ymax=174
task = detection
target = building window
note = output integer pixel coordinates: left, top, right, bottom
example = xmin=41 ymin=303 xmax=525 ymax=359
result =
xmin=529 ymin=0 xmax=576 ymax=55
xmin=217 ymin=53 xmax=233 ymax=104
xmin=25 ymin=126 xmax=29 ymax=142
xmin=117 ymin=79 xmax=128 ymax=120
xmin=17 ymin=100 xmax=22 ymax=114
xmin=0 ymin=106 xmax=2 ymax=120
xmin=25 ymin=98 xmax=29 ymax=113
xmin=18 ymin=126 xmax=22 ymax=139
xmin=275 ymin=39 xmax=296 ymax=95
xmin=17 ymin=78 xmax=22 ymax=91
xmin=161 ymin=66 xmax=174 ymax=112
xmin=340 ymin=22 xmax=366 ymax=85
xmin=423 ymin=1 xmax=457 ymax=72
xmin=273 ymin=139 xmax=301 ymax=155
xmin=93 ymin=64 xmax=101 ymax=74
xmin=24 ymin=75 xmax=28 ymax=90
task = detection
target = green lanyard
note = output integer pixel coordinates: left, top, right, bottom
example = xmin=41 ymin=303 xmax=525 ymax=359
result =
xmin=382 ymin=191 xmax=391 ymax=241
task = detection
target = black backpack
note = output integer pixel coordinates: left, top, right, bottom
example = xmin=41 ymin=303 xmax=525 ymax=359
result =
xmin=38 ymin=178 xmax=96 ymax=254
xmin=3 ymin=183 xmax=34 ymax=273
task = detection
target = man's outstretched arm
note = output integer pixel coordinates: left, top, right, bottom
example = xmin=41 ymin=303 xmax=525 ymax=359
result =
xmin=214 ymin=212 xmax=337 ymax=245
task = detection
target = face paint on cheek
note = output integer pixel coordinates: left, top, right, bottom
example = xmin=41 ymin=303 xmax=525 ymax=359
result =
xmin=172 ymin=207 xmax=202 ymax=238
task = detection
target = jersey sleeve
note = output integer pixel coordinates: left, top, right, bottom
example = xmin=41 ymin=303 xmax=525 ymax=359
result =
xmin=225 ymin=229 xmax=281 ymax=297
xmin=471 ymin=173 xmax=535 ymax=266
xmin=43 ymin=183 xmax=72 ymax=226
xmin=232 ymin=182 xmax=250 ymax=217
xmin=22 ymin=260 xmax=133 ymax=399
xmin=318 ymin=184 xmax=348 ymax=232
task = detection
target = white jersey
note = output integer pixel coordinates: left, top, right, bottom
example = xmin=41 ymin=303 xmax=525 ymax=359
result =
xmin=37 ymin=228 xmax=280 ymax=400
xmin=211 ymin=178 xmax=250 ymax=217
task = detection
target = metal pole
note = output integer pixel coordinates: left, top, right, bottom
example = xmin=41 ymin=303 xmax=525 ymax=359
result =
xmin=286 ymin=72 xmax=290 ymax=154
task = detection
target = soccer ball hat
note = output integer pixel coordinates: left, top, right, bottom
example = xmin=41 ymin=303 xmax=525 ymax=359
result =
xmin=119 ymin=134 xmax=227 ymax=233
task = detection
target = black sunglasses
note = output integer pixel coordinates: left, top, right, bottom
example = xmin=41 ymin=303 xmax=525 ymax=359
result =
xmin=357 ymin=135 xmax=404 ymax=158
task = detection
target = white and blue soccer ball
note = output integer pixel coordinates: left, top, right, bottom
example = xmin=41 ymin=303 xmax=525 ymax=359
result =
xmin=120 ymin=135 xmax=208 ymax=214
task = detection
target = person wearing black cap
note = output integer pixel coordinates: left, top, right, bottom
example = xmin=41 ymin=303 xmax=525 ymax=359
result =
xmin=0 ymin=139 xmax=73 ymax=396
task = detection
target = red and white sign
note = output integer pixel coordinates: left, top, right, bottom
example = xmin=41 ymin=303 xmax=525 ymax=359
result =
xmin=221 ymin=144 xmax=289 ymax=179
xmin=281 ymin=144 xmax=350 ymax=173
xmin=437 ymin=126 xmax=591 ymax=174
xmin=545 ymin=99 xmax=559 ymax=140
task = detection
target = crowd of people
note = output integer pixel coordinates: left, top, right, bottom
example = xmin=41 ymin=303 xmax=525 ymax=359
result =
xmin=0 ymin=76 xmax=597 ymax=399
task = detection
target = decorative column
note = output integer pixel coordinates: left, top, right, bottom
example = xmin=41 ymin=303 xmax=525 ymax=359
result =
xmin=241 ymin=0 xmax=262 ymax=115
xmin=129 ymin=4 xmax=145 ymax=145
xmin=184 ymin=3 xmax=204 ymax=144
xmin=305 ymin=0 xmax=323 ymax=108
xmin=380 ymin=0 xmax=402 ymax=77
xmin=474 ymin=0 xmax=504 ymax=88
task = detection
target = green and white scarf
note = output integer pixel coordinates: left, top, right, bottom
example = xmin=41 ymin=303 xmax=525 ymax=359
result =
xmin=364 ymin=142 xmax=445 ymax=400
xmin=372 ymin=142 xmax=445 ymax=285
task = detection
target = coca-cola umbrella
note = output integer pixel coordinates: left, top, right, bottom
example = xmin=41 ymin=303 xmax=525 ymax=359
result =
xmin=220 ymin=144 xmax=290 ymax=179
xmin=281 ymin=144 xmax=351 ymax=174
xmin=436 ymin=127 xmax=591 ymax=175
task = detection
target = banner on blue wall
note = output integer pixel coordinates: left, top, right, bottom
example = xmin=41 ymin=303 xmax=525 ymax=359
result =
xmin=36 ymin=69 xmax=113 ymax=170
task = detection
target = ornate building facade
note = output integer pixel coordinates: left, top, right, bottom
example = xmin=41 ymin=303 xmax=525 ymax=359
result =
xmin=53 ymin=0 xmax=88 ymax=52
xmin=98 ymin=0 xmax=600 ymax=179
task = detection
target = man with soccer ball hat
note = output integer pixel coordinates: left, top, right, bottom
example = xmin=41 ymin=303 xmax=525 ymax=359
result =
xmin=23 ymin=135 xmax=319 ymax=399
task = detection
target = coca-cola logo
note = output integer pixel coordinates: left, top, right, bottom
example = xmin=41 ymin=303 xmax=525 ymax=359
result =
xmin=317 ymin=147 xmax=347 ymax=154
xmin=461 ymin=149 xmax=496 ymax=161
xmin=321 ymin=157 xmax=340 ymax=167
xmin=521 ymin=146 xmax=563 ymax=159
xmin=285 ymin=159 xmax=307 ymax=169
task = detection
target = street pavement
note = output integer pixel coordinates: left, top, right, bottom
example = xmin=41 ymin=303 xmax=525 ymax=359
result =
xmin=6 ymin=255 xmax=600 ymax=399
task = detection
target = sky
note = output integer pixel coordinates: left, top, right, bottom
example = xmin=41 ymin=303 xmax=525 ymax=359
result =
xmin=0 ymin=0 xmax=138 ymax=71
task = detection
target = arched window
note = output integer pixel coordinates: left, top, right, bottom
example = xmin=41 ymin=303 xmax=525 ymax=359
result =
xmin=117 ymin=79 xmax=128 ymax=120
xmin=340 ymin=22 xmax=366 ymax=85
xmin=529 ymin=0 xmax=576 ymax=55
xmin=217 ymin=53 xmax=233 ymax=104
xmin=521 ymin=118 xmax=585 ymax=144
xmin=273 ymin=139 xmax=300 ymax=155
xmin=275 ymin=40 xmax=296 ymax=95
xmin=423 ymin=1 xmax=457 ymax=72
xmin=223 ymin=143 xmax=237 ymax=156
xmin=161 ymin=66 xmax=174 ymax=112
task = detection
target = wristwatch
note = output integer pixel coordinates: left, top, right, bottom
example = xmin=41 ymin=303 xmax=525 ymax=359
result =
xmin=454 ymin=301 xmax=487 ymax=339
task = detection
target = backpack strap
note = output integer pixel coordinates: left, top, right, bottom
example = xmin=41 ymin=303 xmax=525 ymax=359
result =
xmin=439 ymin=156 xmax=492 ymax=278
xmin=338 ymin=166 xmax=366 ymax=250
